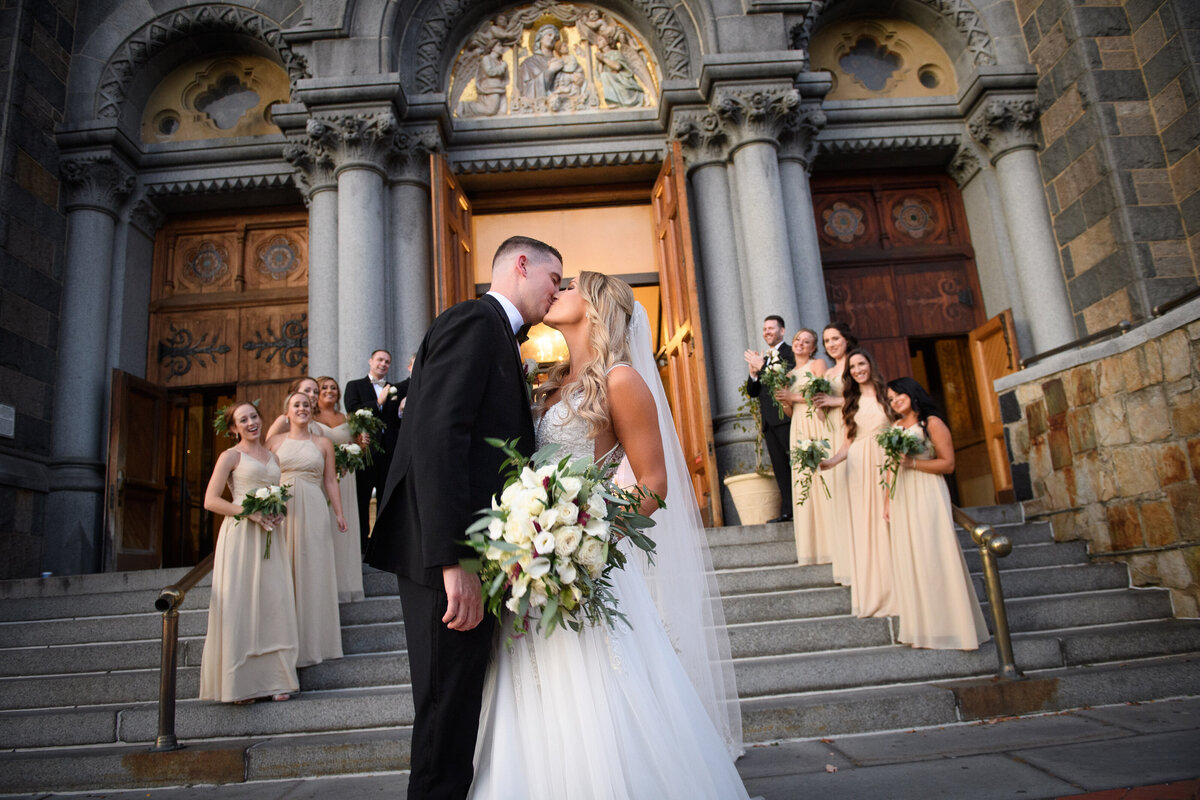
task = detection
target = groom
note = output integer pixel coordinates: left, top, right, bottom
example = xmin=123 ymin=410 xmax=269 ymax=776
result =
xmin=745 ymin=314 xmax=797 ymax=522
xmin=367 ymin=235 xmax=563 ymax=799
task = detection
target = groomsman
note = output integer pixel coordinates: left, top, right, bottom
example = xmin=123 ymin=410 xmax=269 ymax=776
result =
xmin=744 ymin=315 xmax=797 ymax=522
xmin=344 ymin=349 xmax=406 ymax=549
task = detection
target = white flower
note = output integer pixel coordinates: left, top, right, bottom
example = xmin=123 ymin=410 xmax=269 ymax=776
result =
xmin=511 ymin=574 xmax=530 ymax=598
xmin=527 ymin=557 xmax=552 ymax=579
xmin=487 ymin=517 xmax=504 ymax=541
xmin=484 ymin=545 xmax=506 ymax=562
xmin=577 ymin=538 xmax=604 ymax=571
xmin=554 ymin=525 xmax=582 ymax=557
xmin=346 ymin=443 xmax=362 ymax=456
xmin=388 ymin=385 xmax=398 ymax=395
xmin=519 ymin=466 xmax=541 ymax=489
xmin=556 ymin=561 xmax=577 ymax=584
xmin=523 ymin=358 xmax=538 ymax=376
xmin=585 ymin=491 xmax=607 ymax=520
xmin=557 ymin=476 xmax=583 ymax=503
xmin=503 ymin=512 xmax=534 ymax=546
xmin=584 ymin=516 xmax=609 ymax=540
xmin=355 ymin=408 xmax=372 ymax=418
xmin=505 ymin=595 xmax=522 ymax=614
xmin=254 ymin=487 xmax=271 ymax=500
xmin=536 ymin=505 xmax=562 ymax=531
xmin=528 ymin=582 xmax=548 ymax=608
xmin=533 ymin=530 xmax=556 ymax=555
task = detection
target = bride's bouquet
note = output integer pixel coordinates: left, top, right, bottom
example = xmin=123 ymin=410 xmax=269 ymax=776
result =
xmin=463 ymin=439 xmax=659 ymax=641
xmin=758 ymin=358 xmax=792 ymax=417
xmin=876 ymin=426 xmax=927 ymax=498
xmin=334 ymin=442 xmax=367 ymax=477
xmin=347 ymin=408 xmax=385 ymax=463
xmin=796 ymin=373 xmax=834 ymax=426
xmin=789 ymin=438 xmax=831 ymax=506
xmin=234 ymin=483 xmax=292 ymax=559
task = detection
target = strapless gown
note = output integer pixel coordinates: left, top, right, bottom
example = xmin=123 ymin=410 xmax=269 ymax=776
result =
xmin=199 ymin=451 xmax=299 ymax=702
xmin=469 ymin=390 xmax=750 ymax=800
xmin=312 ymin=420 xmax=364 ymax=602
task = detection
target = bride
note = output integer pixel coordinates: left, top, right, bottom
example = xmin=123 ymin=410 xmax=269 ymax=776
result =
xmin=469 ymin=272 xmax=749 ymax=799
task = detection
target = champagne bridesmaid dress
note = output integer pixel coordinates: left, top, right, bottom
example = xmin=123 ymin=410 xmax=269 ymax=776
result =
xmin=812 ymin=371 xmax=853 ymax=585
xmin=311 ymin=420 xmax=365 ymax=603
xmin=277 ymin=437 xmax=344 ymax=667
xmin=199 ymin=451 xmax=300 ymax=702
xmin=844 ymin=397 xmax=895 ymax=618
xmin=788 ymin=366 xmax=833 ymax=565
xmin=889 ymin=423 xmax=990 ymax=649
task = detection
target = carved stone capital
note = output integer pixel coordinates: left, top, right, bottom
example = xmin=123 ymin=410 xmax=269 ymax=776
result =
xmin=670 ymin=109 xmax=731 ymax=168
xmin=283 ymin=136 xmax=337 ymax=202
xmin=129 ymin=196 xmax=164 ymax=237
xmin=307 ymin=111 xmax=398 ymax=175
xmin=947 ymin=143 xmax=983 ymax=188
xmin=387 ymin=126 xmax=442 ymax=184
xmin=713 ymin=85 xmax=800 ymax=152
xmin=60 ymin=156 xmax=136 ymax=215
xmin=777 ymin=105 xmax=827 ymax=170
xmin=968 ymin=98 xmax=1040 ymax=162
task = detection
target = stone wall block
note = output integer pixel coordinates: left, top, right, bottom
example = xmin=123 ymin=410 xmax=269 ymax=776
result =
xmin=1043 ymin=377 xmax=1069 ymax=418
xmin=1106 ymin=500 xmax=1145 ymax=549
xmin=1127 ymin=552 xmax=1160 ymax=585
xmin=1155 ymin=442 xmax=1191 ymax=485
xmin=1119 ymin=343 xmax=1152 ymax=392
xmin=1029 ymin=435 xmax=1054 ymax=482
xmin=1140 ymin=500 xmax=1177 ymax=547
xmin=1043 ymin=469 xmax=1072 ymax=508
xmin=1188 ymin=436 xmax=1200 ymax=483
xmin=1066 ymin=364 xmax=1098 ymax=405
xmin=1067 ymin=406 xmax=1097 ymax=453
xmin=1016 ymin=382 xmax=1043 ymax=406
xmin=1027 ymin=400 xmax=1049 ymax=437
xmin=1075 ymin=450 xmax=1115 ymax=503
xmin=1169 ymin=589 xmax=1198 ymax=618
xmin=1011 ymin=424 xmax=1032 ymax=463
xmin=1166 ymin=482 xmax=1200 ymax=541
xmin=1097 ymin=354 xmax=1125 ymax=395
xmin=1048 ymin=425 xmax=1074 ymax=469
xmin=1159 ymin=548 xmax=1195 ymax=589
xmin=1112 ymin=444 xmax=1160 ymax=496
xmin=1169 ymin=385 xmax=1200 ymax=436
xmin=1127 ymin=385 xmax=1171 ymax=441
xmin=1160 ymin=329 xmax=1191 ymax=381
xmin=1187 ymin=320 xmax=1200 ymax=340
xmin=1093 ymin=394 xmax=1131 ymax=446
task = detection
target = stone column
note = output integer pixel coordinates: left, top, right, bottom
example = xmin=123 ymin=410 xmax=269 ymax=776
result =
xmin=45 ymin=155 xmax=135 ymax=575
xmin=715 ymin=85 xmax=802 ymax=338
xmin=285 ymin=132 xmax=339 ymax=379
xmin=778 ymin=105 xmax=830 ymax=337
xmin=970 ymin=97 xmax=1075 ymax=354
xmin=387 ymin=127 xmax=439 ymax=365
xmin=313 ymin=112 xmax=395 ymax=388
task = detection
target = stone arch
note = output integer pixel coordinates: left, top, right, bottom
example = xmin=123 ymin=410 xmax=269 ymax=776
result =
xmin=94 ymin=4 xmax=309 ymax=122
xmin=793 ymin=0 xmax=996 ymax=71
xmin=398 ymin=0 xmax=696 ymax=97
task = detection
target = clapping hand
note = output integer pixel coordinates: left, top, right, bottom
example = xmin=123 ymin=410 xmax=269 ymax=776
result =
xmin=744 ymin=349 xmax=765 ymax=378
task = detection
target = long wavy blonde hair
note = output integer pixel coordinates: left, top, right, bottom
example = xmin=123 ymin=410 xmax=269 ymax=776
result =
xmin=534 ymin=271 xmax=635 ymax=439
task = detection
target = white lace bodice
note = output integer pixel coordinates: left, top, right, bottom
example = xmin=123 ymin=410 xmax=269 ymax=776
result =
xmin=535 ymin=371 xmax=627 ymax=467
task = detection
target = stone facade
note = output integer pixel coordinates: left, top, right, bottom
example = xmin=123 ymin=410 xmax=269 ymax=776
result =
xmin=998 ymin=301 xmax=1200 ymax=616
xmin=1018 ymin=0 xmax=1200 ymax=331
xmin=0 ymin=0 xmax=77 ymax=578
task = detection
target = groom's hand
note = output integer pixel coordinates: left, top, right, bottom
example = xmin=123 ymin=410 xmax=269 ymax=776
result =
xmin=441 ymin=565 xmax=484 ymax=631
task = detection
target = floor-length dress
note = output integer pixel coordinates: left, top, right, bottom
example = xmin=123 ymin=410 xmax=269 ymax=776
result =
xmin=312 ymin=420 xmax=364 ymax=603
xmin=813 ymin=371 xmax=853 ymax=585
xmin=199 ymin=452 xmax=300 ymax=702
xmin=277 ymin=437 xmax=343 ymax=667
xmin=788 ymin=367 xmax=832 ymax=565
xmin=469 ymin=392 xmax=751 ymax=800
xmin=890 ymin=423 xmax=990 ymax=649
xmin=845 ymin=396 xmax=895 ymax=618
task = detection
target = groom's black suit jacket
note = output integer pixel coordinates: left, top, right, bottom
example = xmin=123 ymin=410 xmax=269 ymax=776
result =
xmin=746 ymin=344 xmax=797 ymax=430
xmin=367 ymin=294 xmax=535 ymax=587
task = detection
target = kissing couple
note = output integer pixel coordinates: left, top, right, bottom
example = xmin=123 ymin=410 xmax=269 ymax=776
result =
xmin=367 ymin=235 xmax=750 ymax=799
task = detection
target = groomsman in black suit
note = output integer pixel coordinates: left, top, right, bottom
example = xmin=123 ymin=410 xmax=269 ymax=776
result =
xmin=344 ymin=349 xmax=406 ymax=549
xmin=745 ymin=314 xmax=797 ymax=522
xmin=367 ymin=236 xmax=563 ymax=800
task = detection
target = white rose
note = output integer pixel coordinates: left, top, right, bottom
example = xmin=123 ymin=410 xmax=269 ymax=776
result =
xmin=536 ymin=505 xmax=562 ymax=531
xmin=556 ymin=561 xmax=577 ymax=584
xmin=511 ymin=574 xmax=530 ymax=598
xmin=505 ymin=595 xmax=522 ymax=614
xmin=484 ymin=545 xmax=506 ymax=561
xmin=584 ymin=516 xmax=609 ymax=540
xmin=577 ymin=538 xmax=604 ymax=571
xmin=554 ymin=525 xmax=582 ymax=558
xmin=527 ymin=556 xmax=552 ymax=579
xmin=355 ymin=408 xmax=372 ymax=418
xmin=528 ymin=582 xmax=548 ymax=608
xmin=346 ymin=443 xmax=361 ymax=456
xmin=553 ymin=499 xmax=579 ymax=525
xmin=500 ymin=481 xmax=523 ymax=509
xmin=254 ymin=487 xmax=271 ymax=500
xmin=503 ymin=513 xmax=534 ymax=546
xmin=388 ymin=385 xmax=398 ymax=395
xmin=533 ymin=530 xmax=556 ymax=555
xmin=519 ymin=466 xmax=540 ymax=489
xmin=585 ymin=491 xmax=607 ymax=521
xmin=557 ymin=476 xmax=583 ymax=503
xmin=521 ymin=487 xmax=547 ymax=518
xmin=487 ymin=517 xmax=504 ymax=541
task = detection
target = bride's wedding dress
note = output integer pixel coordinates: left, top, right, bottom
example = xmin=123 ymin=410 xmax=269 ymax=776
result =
xmin=468 ymin=368 xmax=751 ymax=799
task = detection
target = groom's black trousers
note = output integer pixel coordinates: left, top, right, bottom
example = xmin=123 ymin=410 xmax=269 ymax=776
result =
xmin=396 ymin=575 xmax=495 ymax=800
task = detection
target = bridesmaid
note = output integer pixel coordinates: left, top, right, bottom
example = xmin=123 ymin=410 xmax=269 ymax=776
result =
xmin=312 ymin=376 xmax=365 ymax=603
xmin=268 ymin=392 xmax=347 ymax=667
xmin=199 ymin=401 xmax=299 ymax=704
xmin=812 ymin=322 xmax=856 ymax=586
xmin=885 ymin=378 xmax=990 ymax=650
xmin=821 ymin=349 xmax=895 ymax=618
xmin=265 ymin=376 xmax=322 ymax=440
xmin=774 ymin=328 xmax=831 ymax=565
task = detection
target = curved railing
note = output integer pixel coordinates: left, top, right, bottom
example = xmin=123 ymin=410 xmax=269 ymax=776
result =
xmin=953 ymin=506 xmax=1024 ymax=680
xmin=151 ymin=552 xmax=215 ymax=751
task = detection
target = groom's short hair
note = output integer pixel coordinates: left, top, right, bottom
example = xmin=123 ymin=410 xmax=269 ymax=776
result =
xmin=492 ymin=235 xmax=563 ymax=270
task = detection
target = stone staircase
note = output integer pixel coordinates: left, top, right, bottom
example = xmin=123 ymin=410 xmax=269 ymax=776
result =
xmin=2 ymin=505 xmax=1199 ymax=793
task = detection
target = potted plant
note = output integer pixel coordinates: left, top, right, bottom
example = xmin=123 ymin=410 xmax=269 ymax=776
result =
xmin=722 ymin=385 xmax=781 ymax=525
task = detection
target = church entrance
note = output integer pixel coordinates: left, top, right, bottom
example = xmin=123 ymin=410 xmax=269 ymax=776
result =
xmin=811 ymin=170 xmax=1001 ymax=506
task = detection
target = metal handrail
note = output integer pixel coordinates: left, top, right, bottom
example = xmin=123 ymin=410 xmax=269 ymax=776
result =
xmin=152 ymin=552 xmax=215 ymax=751
xmin=1020 ymin=320 xmax=1132 ymax=369
xmin=1152 ymin=285 xmax=1200 ymax=318
xmin=953 ymin=506 xmax=1023 ymax=680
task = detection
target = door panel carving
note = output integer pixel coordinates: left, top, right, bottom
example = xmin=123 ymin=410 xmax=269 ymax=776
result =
xmin=882 ymin=188 xmax=949 ymax=245
xmin=825 ymin=267 xmax=901 ymax=340
xmin=814 ymin=192 xmax=878 ymax=250
xmin=239 ymin=305 xmax=309 ymax=381
xmin=153 ymin=311 xmax=239 ymax=385
xmin=244 ymin=228 xmax=308 ymax=291
xmin=894 ymin=262 xmax=976 ymax=336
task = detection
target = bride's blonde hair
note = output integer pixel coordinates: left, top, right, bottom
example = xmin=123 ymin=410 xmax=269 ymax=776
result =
xmin=534 ymin=271 xmax=635 ymax=439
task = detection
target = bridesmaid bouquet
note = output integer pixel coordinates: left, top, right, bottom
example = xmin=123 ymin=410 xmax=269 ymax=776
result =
xmin=347 ymin=408 xmax=385 ymax=463
xmin=796 ymin=373 xmax=835 ymax=425
xmin=759 ymin=359 xmax=792 ymax=417
xmin=876 ymin=426 xmax=927 ymax=498
xmin=234 ymin=483 xmax=292 ymax=559
xmin=463 ymin=439 xmax=659 ymax=642
xmin=334 ymin=442 xmax=367 ymax=477
xmin=789 ymin=438 xmax=831 ymax=506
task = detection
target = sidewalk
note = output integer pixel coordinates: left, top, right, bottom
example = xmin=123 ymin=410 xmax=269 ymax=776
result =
xmin=7 ymin=697 xmax=1199 ymax=799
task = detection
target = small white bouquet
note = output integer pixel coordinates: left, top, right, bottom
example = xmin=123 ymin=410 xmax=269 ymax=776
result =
xmin=463 ymin=439 xmax=659 ymax=642
xmin=334 ymin=442 xmax=367 ymax=477
xmin=759 ymin=358 xmax=791 ymax=417
xmin=347 ymin=408 xmax=385 ymax=463
xmin=796 ymin=372 xmax=835 ymax=426
xmin=789 ymin=438 xmax=831 ymax=506
xmin=234 ymin=483 xmax=292 ymax=558
xmin=876 ymin=426 xmax=927 ymax=498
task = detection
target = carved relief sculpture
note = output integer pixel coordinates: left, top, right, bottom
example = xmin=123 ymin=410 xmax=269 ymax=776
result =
xmin=450 ymin=4 xmax=659 ymax=119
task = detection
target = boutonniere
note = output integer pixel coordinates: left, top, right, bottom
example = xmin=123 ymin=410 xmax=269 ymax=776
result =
xmin=387 ymin=385 xmax=398 ymax=397
xmin=522 ymin=358 xmax=538 ymax=397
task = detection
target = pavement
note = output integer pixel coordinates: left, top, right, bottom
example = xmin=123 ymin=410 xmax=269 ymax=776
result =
xmin=7 ymin=697 xmax=1199 ymax=800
